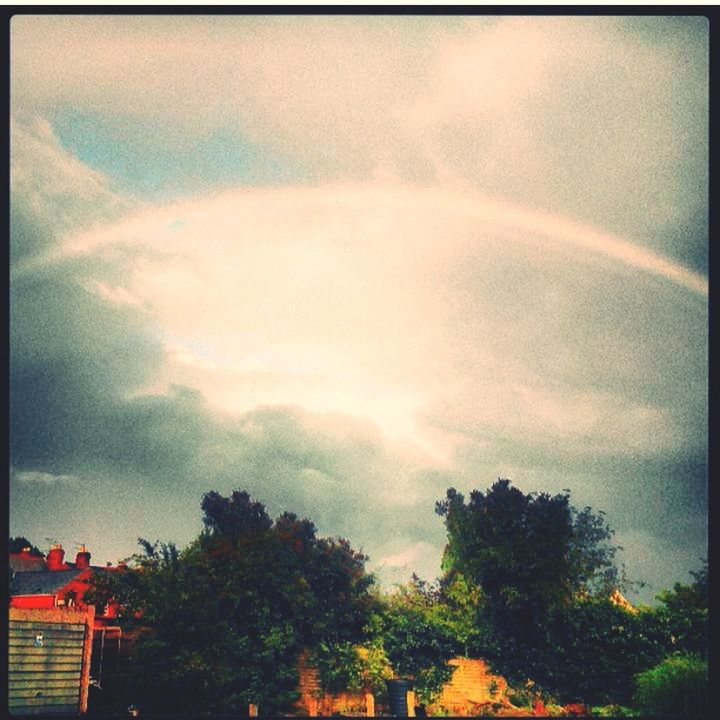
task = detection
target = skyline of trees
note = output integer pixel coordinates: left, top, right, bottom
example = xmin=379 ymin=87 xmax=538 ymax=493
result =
xmin=10 ymin=479 xmax=708 ymax=715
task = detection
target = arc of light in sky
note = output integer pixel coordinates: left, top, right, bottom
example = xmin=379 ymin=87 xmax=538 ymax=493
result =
xmin=359 ymin=186 xmax=708 ymax=299
xmin=14 ymin=183 xmax=707 ymax=299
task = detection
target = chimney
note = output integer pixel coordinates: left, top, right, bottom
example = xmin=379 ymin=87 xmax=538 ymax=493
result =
xmin=47 ymin=543 xmax=66 ymax=571
xmin=75 ymin=544 xmax=91 ymax=570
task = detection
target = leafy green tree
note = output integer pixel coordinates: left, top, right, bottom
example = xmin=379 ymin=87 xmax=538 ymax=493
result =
xmin=436 ymin=480 xmax=619 ymax=635
xmin=435 ymin=479 xmax=630 ymax=694
xmin=436 ymin=480 xmax=620 ymax=620
xmin=87 ymin=490 xmax=377 ymax=715
xmin=437 ymin=568 xmax=496 ymax=659
xmin=653 ymin=561 xmax=708 ymax=658
xmin=541 ymin=599 xmax=668 ymax=706
xmin=376 ymin=576 xmax=461 ymax=704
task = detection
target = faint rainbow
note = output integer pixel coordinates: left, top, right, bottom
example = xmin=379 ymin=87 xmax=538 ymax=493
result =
xmin=386 ymin=186 xmax=709 ymax=298
xmin=14 ymin=183 xmax=709 ymax=299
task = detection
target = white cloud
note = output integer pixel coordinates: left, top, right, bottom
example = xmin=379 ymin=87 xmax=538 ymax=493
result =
xmin=13 ymin=470 xmax=79 ymax=485
xmin=10 ymin=116 xmax=133 ymax=229
xmin=374 ymin=540 xmax=444 ymax=586
xmin=88 ymin=280 xmax=144 ymax=307
xmin=10 ymin=16 xmax=707 ymax=258
xmin=425 ymin=379 xmax=681 ymax=457
xmin=10 ymin=115 xmax=139 ymax=277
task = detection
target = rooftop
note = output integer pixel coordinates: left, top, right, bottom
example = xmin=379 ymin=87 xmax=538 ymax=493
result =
xmin=10 ymin=569 xmax=88 ymax=596
xmin=9 ymin=553 xmax=46 ymax=573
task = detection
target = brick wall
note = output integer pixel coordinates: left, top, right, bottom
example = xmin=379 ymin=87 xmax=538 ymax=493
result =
xmin=295 ymin=652 xmax=370 ymax=716
xmin=295 ymin=654 xmax=512 ymax=716
xmin=428 ymin=658 xmax=510 ymax=716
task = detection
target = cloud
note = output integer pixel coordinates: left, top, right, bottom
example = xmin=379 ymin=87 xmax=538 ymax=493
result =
xmin=12 ymin=470 xmax=79 ymax=485
xmin=10 ymin=17 xmax=707 ymax=602
xmin=11 ymin=169 xmax=706 ymax=598
xmin=10 ymin=116 xmax=135 ymax=268
xmin=40 ymin=183 xmax=705 ymax=448
xmin=11 ymin=16 xmax=708 ymax=270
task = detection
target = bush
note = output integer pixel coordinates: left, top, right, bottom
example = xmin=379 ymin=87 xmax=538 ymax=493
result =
xmin=634 ymin=653 xmax=707 ymax=717
xmin=535 ymin=599 xmax=667 ymax=706
xmin=589 ymin=705 xmax=640 ymax=717
xmin=379 ymin=578 xmax=459 ymax=704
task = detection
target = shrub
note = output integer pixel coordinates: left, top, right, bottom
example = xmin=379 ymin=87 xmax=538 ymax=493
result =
xmin=634 ymin=653 xmax=707 ymax=717
xmin=589 ymin=705 xmax=640 ymax=717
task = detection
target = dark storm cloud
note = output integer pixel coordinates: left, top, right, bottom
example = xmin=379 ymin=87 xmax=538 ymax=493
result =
xmin=10 ymin=199 xmax=52 ymax=266
xmin=10 ymin=268 xmax=164 ymax=471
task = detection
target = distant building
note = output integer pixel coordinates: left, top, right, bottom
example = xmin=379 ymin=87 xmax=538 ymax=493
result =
xmin=9 ymin=543 xmax=120 ymax=624
xmin=9 ymin=547 xmax=46 ymax=573
xmin=9 ymin=543 xmax=124 ymax=707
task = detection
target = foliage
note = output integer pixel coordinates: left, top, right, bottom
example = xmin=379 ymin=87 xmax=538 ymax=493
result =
xmin=634 ymin=653 xmax=708 ymax=717
xmin=310 ymin=637 xmax=392 ymax=695
xmin=589 ymin=705 xmax=640 ymax=717
xmin=376 ymin=576 xmax=461 ymax=704
xmin=86 ymin=490 xmax=377 ymax=715
xmin=652 ymin=560 xmax=708 ymax=658
xmin=80 ymin=482 xmax=710 ymax=713
xmin=357 ymin=633 xmax=396 ymax=692
xmin=436 ymin=480 xmax=621 ymax=633
xmin=434 ymin=479 xmax=667 ymax=705
xmin=540 ymin=598 xmax=668 ymax=706
xmin=309 ymin=610 xmax=393 ymax=695
xmin=437 ymin=569 xmax=496 ymax=658
xmin=9 ymin=536 xmax=43 ymax=556
xmin=311 ymin=640 xmax=364 ymax=693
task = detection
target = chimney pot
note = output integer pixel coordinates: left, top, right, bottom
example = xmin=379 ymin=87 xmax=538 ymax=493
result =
xmin=47 ymin=544 xmax=66 ymax=571
xmin=75 ymin=549 xmax=91 ymax=570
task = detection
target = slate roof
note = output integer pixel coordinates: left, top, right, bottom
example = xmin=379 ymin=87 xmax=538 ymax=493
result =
xmin=9 ymin=554 xmax=47 ymax=572
xmin=10 ymin=569 xmax=88 ymax=596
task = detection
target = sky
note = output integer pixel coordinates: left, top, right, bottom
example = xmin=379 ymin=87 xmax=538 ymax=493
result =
xmin=9 ymin=14 xmax=708 ymax=604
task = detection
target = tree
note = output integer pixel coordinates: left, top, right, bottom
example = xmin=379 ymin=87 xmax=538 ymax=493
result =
xmin=376 ymin=576 xmax=461 ymax=704
xmin=437 ymin=568 xmax=496 ymax=659
xmin=653 ymin=560 xmax=708 ymax=658
xmin=542 ymin=598 xmax=668 ymax=706
xmin=87 ymin=490 xmax=377 ymax=715
xmin=436 ymin=480 xmax=619 ymax=632
xmin=9 ymin=536 xmax=43 ymax=556
xmin=435 ymin=479 xmax=625 ymax=691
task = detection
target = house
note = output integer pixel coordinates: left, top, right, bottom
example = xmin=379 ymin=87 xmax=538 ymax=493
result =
xmin=10 ymin=543 xmax=124 ymax=706
xmin=9 ymin=547 xmax=46 ymax=573
xmin=10 ymin=543 xmax=120 ymax=623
